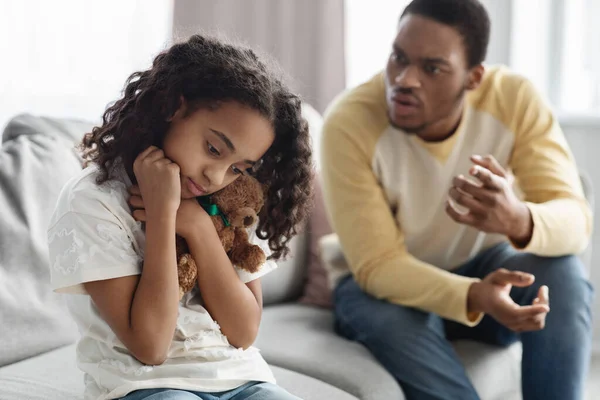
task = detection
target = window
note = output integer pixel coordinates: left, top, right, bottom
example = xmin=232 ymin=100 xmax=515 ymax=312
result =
xmin=345 ymin=0 xmax=600 ymax=116
xmin=344 ymin=0 xmax=409 ymax=88
xmin=0 ymin=0 xmax=173 ymax=129
xmin=510 ymin=0 xmax=600 ymax=115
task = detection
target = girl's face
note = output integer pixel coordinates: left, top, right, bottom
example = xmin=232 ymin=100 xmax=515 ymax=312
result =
xmin=163 ymin=100 xmax=275 ymax=200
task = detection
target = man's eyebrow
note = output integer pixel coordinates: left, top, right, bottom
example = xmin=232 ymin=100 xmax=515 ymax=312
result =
xmin=422 ymin=57 xmax=451 ymax=67
xmin=392 ymin=44 xmax=405 ymax=54
xmin=392 ymin=45 xmax=451 ymax=67
xmin=209 ymin=128 xmax=257 ymax=165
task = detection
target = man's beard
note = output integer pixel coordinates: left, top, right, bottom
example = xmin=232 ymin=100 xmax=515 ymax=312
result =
xmin=388 ymin=118 xmax=427 ymax=134
xmin=388 ymin=87 xmax=466 ymax=135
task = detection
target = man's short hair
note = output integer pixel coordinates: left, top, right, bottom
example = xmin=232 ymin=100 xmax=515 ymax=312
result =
xmin=401 ymin=0 xmax=491 ymax=67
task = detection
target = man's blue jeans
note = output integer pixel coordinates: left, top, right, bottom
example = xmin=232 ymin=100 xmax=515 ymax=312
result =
xmin=334 ymin=242 xmax=594 ymax=400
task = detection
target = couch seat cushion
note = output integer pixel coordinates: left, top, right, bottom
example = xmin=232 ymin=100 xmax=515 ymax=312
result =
xmin=257 ymin=304 xmax=403 ymax=400
xmin=0 ymin=344 xmax=357 ymax=400
xmin=257 ymin=304 xmax=523 ymax=400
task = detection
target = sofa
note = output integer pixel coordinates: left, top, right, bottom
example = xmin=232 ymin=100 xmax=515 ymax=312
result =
xmin=0 ymin=111 xmax=593 ymax=400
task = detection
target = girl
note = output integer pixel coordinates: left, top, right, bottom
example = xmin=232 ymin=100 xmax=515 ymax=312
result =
xmin=47 ymin=34 xmax=313 ymax=400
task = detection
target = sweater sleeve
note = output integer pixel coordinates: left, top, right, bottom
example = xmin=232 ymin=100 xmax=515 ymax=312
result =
xmin=320 ymin=104 xmax=482 ymax=326
xmin=508 ymin=78 xmax=593 ymax=255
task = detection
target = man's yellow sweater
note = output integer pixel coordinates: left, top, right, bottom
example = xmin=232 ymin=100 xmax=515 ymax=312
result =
xmin=320 ymin=65 xmax=592 ymax=326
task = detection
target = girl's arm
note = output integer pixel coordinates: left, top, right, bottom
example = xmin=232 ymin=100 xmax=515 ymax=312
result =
xmin=84 ymin=214 xmax=179 ymax=366
xmin=85 ymin=146 xmax=182 ymax=366
xmin=186 ymin=222 xmax=263 ymax=349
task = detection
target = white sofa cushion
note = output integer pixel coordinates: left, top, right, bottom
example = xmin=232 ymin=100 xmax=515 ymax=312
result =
xmin=0 ymin=344 xmax=357 ymax=400
xmin=256 ymin=304 xmax=523 ymax=400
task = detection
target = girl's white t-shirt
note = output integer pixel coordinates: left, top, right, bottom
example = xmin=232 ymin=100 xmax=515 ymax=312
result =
xmin=47 ymin=165 xmax=277 ymax=400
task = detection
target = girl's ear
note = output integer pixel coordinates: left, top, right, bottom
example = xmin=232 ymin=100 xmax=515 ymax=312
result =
xmin=168 ymin=96 xmax=187 ymax=122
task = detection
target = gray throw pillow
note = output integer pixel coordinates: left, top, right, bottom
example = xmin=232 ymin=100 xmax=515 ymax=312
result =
xmin=0 ymin=114 xmax=93 ymax=367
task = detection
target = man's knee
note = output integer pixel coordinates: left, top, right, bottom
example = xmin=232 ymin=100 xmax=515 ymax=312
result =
xmin=527 ymin=254 xmax=594 ymax=310
xmin=334 ymin=276 xmax=444 ymax=342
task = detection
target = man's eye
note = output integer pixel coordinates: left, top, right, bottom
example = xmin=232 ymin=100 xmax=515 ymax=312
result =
xmin=391 ymin=53 xmax=407 ymax=65
xmin=208 ymin=143 xmax=220 ymax=156
xmin=424 ymin=64 xmax=441 ymax=75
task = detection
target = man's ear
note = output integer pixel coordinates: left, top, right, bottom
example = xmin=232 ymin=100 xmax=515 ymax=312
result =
xmin=168 ymin=96 xmax=187 ymax=121
xmin=466 ymin=64 xmax=485 ymax=90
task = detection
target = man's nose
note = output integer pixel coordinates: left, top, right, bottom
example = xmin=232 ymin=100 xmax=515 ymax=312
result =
xmin=394 ymin=65 xmax=420 ymax=89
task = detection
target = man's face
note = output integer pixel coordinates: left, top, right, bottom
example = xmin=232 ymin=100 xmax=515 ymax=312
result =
xmin=385 ymin=14 xmax=476 ymax=137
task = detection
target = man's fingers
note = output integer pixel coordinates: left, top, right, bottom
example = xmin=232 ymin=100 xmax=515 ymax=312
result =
xmin=470 ymin=165 xmax=503 ymax=190
xmin=511 ymin=304 xmax=550 ymax=320
xmin=511 ymin=312 xmax=547 ymax=332
xmin=489 ymin=268 xmax=535 ymax=287
xmin=448 ymin=188 xmax=487 ymax=216
xmin=452 ymin=175 xmax=497 ymax=204
xmin=536 ymin=285 xmax=550 ymax=306
xmin=445 ymin=200 xmax=478 ymax=226
xmin=471 ymin=154 xmax=507 ymax=178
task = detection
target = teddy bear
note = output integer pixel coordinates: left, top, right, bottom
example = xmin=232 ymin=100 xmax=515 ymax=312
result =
xmin=175 ymin=174 xmax=268 ymax=299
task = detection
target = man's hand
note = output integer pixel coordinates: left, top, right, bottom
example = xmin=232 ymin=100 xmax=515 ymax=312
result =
xmin=468 ymin=268 xmax=550 ymax=332
xmin=446 ymin=154 xmax=533 ymax=246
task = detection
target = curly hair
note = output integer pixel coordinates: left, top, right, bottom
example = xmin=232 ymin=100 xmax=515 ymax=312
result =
xmin=401 ymin=0 xmax=491 ymax=67
xmin=81 ymin=34 xmax=314 ymax=260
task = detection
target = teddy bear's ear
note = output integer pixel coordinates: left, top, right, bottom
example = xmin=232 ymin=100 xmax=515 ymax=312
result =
xmin=260 ymin=182 xmax=269 ymax=197
xmin=230 ymin=207 xmax=257 ymax=227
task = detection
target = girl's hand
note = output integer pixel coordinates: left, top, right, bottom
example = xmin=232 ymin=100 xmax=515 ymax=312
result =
xmin=176 ymin=198 xmax=213 ymax=239
xmin=132 ymin=146 xmax=181 ymax=219
xmin=129 ymin=186 xmax=212 ymax=239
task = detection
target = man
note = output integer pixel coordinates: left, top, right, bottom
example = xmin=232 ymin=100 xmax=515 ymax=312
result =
xmin=320 ymin=0 xmax=594 ymax=399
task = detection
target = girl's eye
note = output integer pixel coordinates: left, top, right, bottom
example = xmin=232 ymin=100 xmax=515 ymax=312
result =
xmin=208 ymin=142 xmax=220 ymax=156
xmin=231 ymin=165 xmax=243 ymax=175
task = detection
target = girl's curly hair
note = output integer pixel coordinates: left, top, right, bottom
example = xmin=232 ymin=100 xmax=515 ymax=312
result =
xmin=81 ymin=34 xmax=314 ymax=260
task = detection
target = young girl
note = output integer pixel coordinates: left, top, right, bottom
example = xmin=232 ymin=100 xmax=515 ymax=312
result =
xmin=47 ymin=34 xmax=313 ymax=400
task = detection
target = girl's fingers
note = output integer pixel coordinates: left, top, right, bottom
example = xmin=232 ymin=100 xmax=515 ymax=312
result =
xmin=128 ymin=195 xmax=144 ymax=208
xmin=132 ymin=209 xmax=147 ymax=222
xmin=136 ymin=146 xmax=158 ymax=162
xmin=144 ymin=148 xmax=165 ymax=163
xmin=128 ymin=185 xmax=141 ymax=196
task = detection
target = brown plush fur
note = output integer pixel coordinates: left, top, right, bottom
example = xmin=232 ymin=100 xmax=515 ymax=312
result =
xmin=176 ymin=175 xmax=267 ymax=299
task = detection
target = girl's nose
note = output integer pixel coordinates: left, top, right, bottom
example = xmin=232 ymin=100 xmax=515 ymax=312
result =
xmin=204 ymin=165 xmax=228 ymax=188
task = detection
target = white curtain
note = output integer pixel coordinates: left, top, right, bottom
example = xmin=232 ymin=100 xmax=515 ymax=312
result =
xmin=172 ymin=0 xmax=345 ymax=114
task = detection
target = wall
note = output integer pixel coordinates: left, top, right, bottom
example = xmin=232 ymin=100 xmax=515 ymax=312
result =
xmin=562 ymin=122 xmax=600 ymax=349
xmin=480 ymin=0 xmax=600 ymax=351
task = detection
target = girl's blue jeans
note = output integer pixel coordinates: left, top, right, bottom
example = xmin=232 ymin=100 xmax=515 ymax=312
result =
xmin=119 ymin=382 xmax=301 ymax=400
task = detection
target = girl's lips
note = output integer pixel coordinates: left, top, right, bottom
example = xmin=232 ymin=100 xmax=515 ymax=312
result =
xmin=187 ymin=178 xmax=206 ymax=196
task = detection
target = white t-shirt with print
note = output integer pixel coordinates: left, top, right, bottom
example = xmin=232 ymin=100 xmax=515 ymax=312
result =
xmin=47 ymin=165 xmax=277 ymax=400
